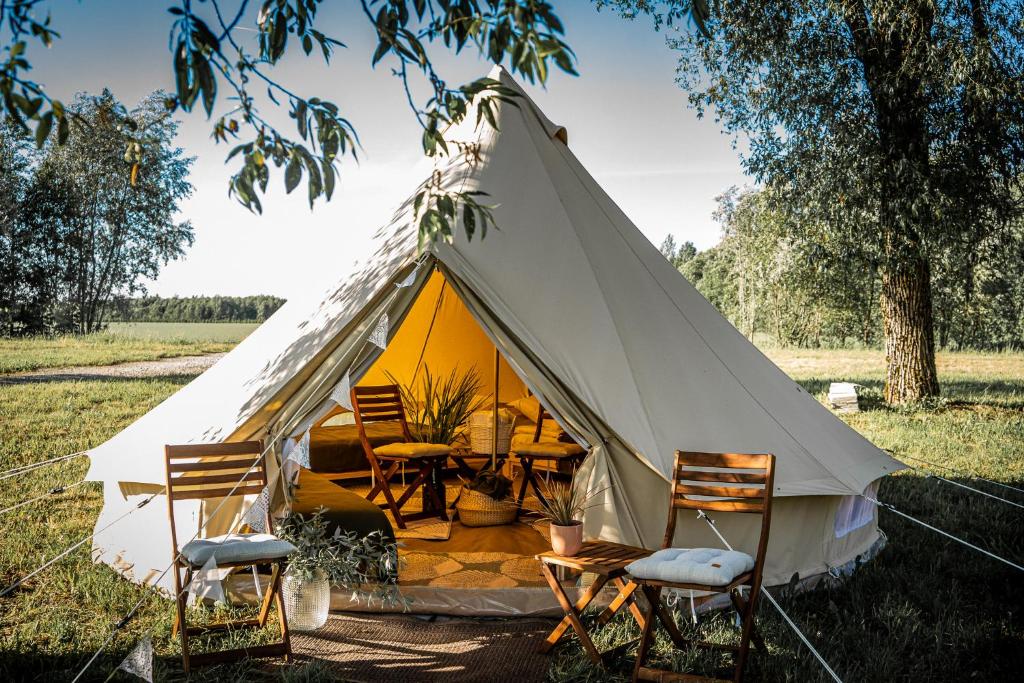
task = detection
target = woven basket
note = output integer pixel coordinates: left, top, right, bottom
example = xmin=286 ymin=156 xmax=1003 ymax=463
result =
xmin=469 ymin=410 xmax=514 ymax=455
xmin=456 ymin=487 xmax=518 ymax=527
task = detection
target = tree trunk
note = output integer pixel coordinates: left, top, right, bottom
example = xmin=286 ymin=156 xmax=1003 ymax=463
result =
xmin=880 ymin=253 xmax=939 ymax=403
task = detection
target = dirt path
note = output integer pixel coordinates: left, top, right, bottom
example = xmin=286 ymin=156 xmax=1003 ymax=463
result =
xmin=0 ymin=353 xmax=226 ymax=385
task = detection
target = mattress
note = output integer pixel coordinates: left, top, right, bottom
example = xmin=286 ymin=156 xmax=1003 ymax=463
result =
xmin=308 ymin=422 xmax=405 ymax=473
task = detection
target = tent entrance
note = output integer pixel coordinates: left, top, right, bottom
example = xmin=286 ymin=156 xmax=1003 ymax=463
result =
xmin=284 ymin=267 xmax=585 ymax=615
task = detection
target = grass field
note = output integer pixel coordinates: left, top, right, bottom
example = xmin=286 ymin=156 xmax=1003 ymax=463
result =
xmin=0 ymin=348 xmax=1021 ymax=681
xmin=0 ymin=324 xmax=258 ymax=375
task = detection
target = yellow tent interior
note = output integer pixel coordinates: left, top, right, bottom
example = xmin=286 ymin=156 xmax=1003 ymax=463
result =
xmin=276 ymin=269 xmax=571 ymax=616
xmin=361 ymin=269 xmax=528 ymax=404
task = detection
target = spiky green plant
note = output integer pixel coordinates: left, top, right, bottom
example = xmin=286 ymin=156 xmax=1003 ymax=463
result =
xmin=537 ymin=477 xmax=607 ymax=527
xmin=389 ymin=366 xmax=485 ymax=444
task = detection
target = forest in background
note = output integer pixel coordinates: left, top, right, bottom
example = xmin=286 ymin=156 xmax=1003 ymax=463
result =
xmin=664 ymin=187 xmax=1024 ymax=351
xmin=108 ymin=295 xmax=285 ymax=323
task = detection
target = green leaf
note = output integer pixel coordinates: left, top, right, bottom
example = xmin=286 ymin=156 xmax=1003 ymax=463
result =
xmin=285 ymin=154 xmax=302 ymax=194
xmin=34 ymin=111 xmax=53 ymax=148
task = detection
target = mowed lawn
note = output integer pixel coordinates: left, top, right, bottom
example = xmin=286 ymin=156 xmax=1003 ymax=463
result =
xmin=0 ymin=348 xmax=1021 ymax=681
xmin=0 ymin=323 xmax=258 ymax=375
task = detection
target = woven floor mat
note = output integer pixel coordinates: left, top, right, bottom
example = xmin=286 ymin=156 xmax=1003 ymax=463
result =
xmin=290 ymin=613 xmax=557 ymax=682
xmin=389 ymin=515 xmax=453 ymax=541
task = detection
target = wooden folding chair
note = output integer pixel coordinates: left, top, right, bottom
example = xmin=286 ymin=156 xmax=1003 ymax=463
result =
xmin=164 ymin=441 xmax=292 ymax=673
xmin=351 ymin=384 xmax=452 ymax=529
xmin=511 ymin=402 xmax=587 ymax=513
xmin=630 ymin=451 xmax=776 ymax=683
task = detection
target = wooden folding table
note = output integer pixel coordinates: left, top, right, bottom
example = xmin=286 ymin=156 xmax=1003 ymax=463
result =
xmin=537 ymin=540 xmax=653 ymax=665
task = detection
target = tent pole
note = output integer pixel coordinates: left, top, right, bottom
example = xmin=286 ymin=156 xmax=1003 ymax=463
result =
xmin=492 ymin=347 xmax=499 ymax=471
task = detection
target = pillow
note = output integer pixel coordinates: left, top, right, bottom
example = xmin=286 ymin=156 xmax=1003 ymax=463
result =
xmin=626 ymin=547 xmax=754 ymax=586
xmin=507 ymin=396 xmax=541 ymax=420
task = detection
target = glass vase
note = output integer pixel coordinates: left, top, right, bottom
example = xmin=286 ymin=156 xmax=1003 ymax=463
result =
xmin=282 ymin=569 xmax=330 ymax=631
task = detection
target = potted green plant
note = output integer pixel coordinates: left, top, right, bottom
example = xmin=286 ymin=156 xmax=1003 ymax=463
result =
xmin=275 ymin=507 xmax=402 ymax=630
xmin=389 ymin=366 xmax=484 ymax=445
xmin=537 ymin=479 xmax=606 ymax=557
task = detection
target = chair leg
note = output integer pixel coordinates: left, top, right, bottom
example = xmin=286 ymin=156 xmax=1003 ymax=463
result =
xmin=423 ymin=458 xmax=448 ymax=520
xmin=526 ymin=461 xmax=551 ymax=508
xmin=366 ymin=459 xmax=400 ymax=502
xmin=272 ymin=561 xmax=292 ymax=662
xmin=730 ymin=589 xmax=765 ymax=652
xmin=257 ymin=563 xmax=279 ymax=627
xmin=514 ymin=456 xmax=532 ymax=511
xmin=632 ymin=585 xmax=661 ymax=682
xmin=370 ymin=459 xmax=407 ymax=529
xmin=394 ymin=460 xmax=434 ymax=509
xmin=172 ymin=565 xmax=192 ymax=674
xmin=734 ymin=589 xmax=758 ymax=682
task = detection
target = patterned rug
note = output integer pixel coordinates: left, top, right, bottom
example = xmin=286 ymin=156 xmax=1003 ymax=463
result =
xmin=391 ymin=516 xmax=453 ymax=541
xmin=400 ymin=550 xmax=549 ymax=588
xmin=290 ymin=613 xmax=556 ymax=682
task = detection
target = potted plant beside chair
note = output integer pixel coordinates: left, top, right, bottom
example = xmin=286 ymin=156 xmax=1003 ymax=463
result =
xmin=275 ymin=508 xmax=402 ymax=630
xmin=537 ymin=480 xmax=605 ymax=557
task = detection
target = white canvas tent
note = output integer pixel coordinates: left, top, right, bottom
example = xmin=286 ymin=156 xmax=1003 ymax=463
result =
xmin=87 ymin=66 xmax=902 ymax=600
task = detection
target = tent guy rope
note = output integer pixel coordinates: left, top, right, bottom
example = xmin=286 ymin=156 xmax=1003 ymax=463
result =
xmin=696 ymin=510 xmax=845 ymax=683
xmin=71 ymin=271 xmax=413 ymax=682
xmin=0 ymin=450 xmax=88 ymax=481
xmin=70 ymin=448 xmax=273 ymax=683
xmin=0 ymin=480 xmax=86 ymax=517
xmin=894 ymin=452 xmax=1024 ymax=497
xmin=864 ymin=496 xmax=1024 ymax=572
xmin=0 ymin=489 xmax=162 ymax=598
xmin=920 ymin=472 xmax=1024 ymax=510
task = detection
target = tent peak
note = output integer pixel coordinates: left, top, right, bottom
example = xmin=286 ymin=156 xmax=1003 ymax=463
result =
xmin=486 ymin=64 xmax=568 ymax=145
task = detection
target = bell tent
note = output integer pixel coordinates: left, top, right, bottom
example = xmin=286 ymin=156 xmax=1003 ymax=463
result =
xmin=86 ymin=66 xmax=901 ymax=611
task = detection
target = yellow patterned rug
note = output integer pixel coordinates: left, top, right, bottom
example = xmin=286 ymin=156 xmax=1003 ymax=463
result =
xmin=389 ymin=515 xmax=454 ymax=541
xmin=400 ymin=550 xmax=549 ymax=588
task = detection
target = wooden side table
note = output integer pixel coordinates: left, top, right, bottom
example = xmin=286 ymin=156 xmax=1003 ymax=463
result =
xmin=537 ymin=540 xmax=654 ymax=665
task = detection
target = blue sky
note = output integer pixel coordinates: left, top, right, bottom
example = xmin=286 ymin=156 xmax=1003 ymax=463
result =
xmin=28 ymin=1 xmax=747 ymax=298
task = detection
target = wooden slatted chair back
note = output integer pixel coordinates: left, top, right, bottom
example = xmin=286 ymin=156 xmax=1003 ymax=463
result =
xmin=164 ymin=441 xmax=270 ymax=558
xmin=664 ymin=451 xmax=776 ymax=559
xmin=350 ymin=384 xmax=413 ymax=443
xmin=531 ymin=403 xmax=555 ymax=442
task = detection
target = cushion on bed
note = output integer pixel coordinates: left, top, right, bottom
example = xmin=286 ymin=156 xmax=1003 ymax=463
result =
xmin=180 ymin=533 xmax=295 ymax=567
xmin=374 ymin=442 xmax=451 ymax=458
xmin=625 ymin=548 xmax=754 ymax=586
xmin=507 ymin=396 xmax=542 ymax=420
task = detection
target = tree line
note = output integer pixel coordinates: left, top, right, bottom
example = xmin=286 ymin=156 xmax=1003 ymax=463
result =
xmin=664 ymin=186 xmax=1024 ymax=352
xmin=109 ymin=295 xmax=285 ymax=323
xmin=0 ymin=91 xmax=194 ymax=337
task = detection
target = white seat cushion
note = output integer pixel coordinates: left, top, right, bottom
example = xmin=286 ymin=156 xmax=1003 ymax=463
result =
xmin=180 ymin=533 xmax=296 ymax=567
xmin=626 ymin=548 xmax=754 ymax=586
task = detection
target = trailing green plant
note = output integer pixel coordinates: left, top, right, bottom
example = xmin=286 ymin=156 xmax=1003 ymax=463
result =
xmin=274 ymin=507 xmax=403 ymax=607
xmin=537 ymin=477 xmax=607 ymax=527
xmin=389 ymin=366 xmax=484 ymax=444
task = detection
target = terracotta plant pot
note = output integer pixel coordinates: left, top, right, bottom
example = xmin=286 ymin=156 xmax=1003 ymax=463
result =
xmin=550 ymin=521 xmax=584 ymax=556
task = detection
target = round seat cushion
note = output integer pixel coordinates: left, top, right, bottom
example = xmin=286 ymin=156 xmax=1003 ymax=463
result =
xmin=180 ymin=533 xmax=296 ymax=567
xmin=374 ymin=442 xmax=452 ymax=458
xmin=626 ymin=547 xmax=754 ymax=586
